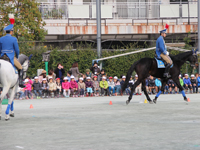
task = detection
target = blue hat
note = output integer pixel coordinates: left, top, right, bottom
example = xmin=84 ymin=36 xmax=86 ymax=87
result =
xmin=160 ymin=29 xmax=167 ymax=34
xmin=4 ymin=24 xmax=14 ymax=31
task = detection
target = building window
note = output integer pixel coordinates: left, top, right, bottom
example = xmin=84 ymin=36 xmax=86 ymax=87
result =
xmin=170 ymin=0 xmax=188 ymax=2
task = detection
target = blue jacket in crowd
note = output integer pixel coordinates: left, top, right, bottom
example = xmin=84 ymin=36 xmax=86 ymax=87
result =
xmin=183 ymin=78 xmax=191 ymax=85
xmin=197 ymin=77 xmax=200 ymax=87
xmin=155 ymin=78 xmax=162 ymax=87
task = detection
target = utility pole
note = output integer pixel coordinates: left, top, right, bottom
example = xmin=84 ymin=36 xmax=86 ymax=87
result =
xmin=198 ymin=0 xmax=200 ymax=73
xmin=96 ymin=0 xmax=101 ymax=59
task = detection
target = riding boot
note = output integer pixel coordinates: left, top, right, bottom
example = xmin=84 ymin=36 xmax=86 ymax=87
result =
xmin=163 ymin=63 xmax=171 ymax=78
xmin=18 ymin=69 xmax=25 ymax=88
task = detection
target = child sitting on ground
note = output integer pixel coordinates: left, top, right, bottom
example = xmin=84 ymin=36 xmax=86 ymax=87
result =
xmin=85 ymin=77 xmax=93 ymax=97
xmin=70 ymin=76 xmax=78 ymax=97
xmin=183 ymin=74 xmax=192 ymax=93
xmin=120 ymin=76 xmax=130 ymax=95
xmin=62 ymin=77 xmax=70 ymax=98
xmin=32 ymin=76 xmax=42 ymax=99
xmin=48 ymin=77 xmax=57 ymax=98
xmin=56 ymin=78 xmax=62 ymax=98
xmin=78 ymin=77 xmax=85 ymax=97
xmin=41 ymin=78 xmax=49 ymax=98
xmin=92 ymin=76 xmax=99 ymax=96
xmin=134 ymin=75 xmax=142 ymax=95
xmin=108 ymin=77 xmax=115 ymax=96
xmin=24 ymin=79 xmax=33 ymax=99
xmin=114 ymin=76 xmax=121 ymax=96
xmin=100 ymin=76 xmax=109 ymax=96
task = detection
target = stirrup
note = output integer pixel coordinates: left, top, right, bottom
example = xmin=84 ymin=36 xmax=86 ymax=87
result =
xmin=163 ymin=73 xmax=171 ymax=78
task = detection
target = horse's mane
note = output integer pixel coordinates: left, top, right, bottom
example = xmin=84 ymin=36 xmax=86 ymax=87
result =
xmin=169 ymin=51 xmax=193 ymax=62
xmin=18 ymin=54 xmax=29 ymax=65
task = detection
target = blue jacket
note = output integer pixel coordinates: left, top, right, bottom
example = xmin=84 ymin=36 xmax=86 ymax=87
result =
xmin=156 ymin=36 xmax=167 ymax=59
xmin=183 ymin=78 xmax=191 ymax=85
xmin=155 ymin=78 xmax=162 ymax=87
xmin=0 ymin=34 xmax=20 ymax=67
xmin=197 ymin=77 xmax=200 ymax=86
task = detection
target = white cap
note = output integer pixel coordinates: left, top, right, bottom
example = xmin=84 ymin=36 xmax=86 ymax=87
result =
xmin=71 ymin=75 xmax=75 ymax=79
xmin=86 ymin=77 xmax=91 ymax=80
xmin=179 ymin=74 xmax=181 ymax=77
xmin=24 ymin=79 xmax=29 ymax=82
xmin=191 ymin=74 xmax=195 ymax=77
xmin=79 ymin=77 xmax=83 ymax=80
xmin=185 ymin=74 xmax=188 ymax=76
xmin=42 ymin=78 xmax=47 ymax=81
xmin=63 ymin=77 xmax=68 ymax=80
xmin=114 ymin=76 xmax=118 ymax=79
xmin=49 ymin=77 xmax=53 ymax=80
xmin=102 ymin=76 xmax=106 ymax=79
xmin=122 ymin=76 xmax=126 ymax=79
xmin=135 ymin=74 xmax=138 ymax=77
xmin=34 ymin=76 xmax=38 ymax=79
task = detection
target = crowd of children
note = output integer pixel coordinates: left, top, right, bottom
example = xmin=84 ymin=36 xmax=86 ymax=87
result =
xmin=16 ymin=65 xmax=200 ymax=99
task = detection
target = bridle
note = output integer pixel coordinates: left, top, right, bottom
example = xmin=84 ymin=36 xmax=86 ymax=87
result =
xmin=22 ymin=59 xmax=30 ymax=73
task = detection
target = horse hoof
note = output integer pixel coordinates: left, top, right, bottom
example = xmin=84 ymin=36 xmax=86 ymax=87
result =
xmin=149 ymin=100 xmax=154 ymax=104
xmin=153 ymin=99 xmax=157 ymax=104
xmin=5 ymin=118 xmax=10 ymax=121
xmin=126 ymin=100 xmax=130 ymax=105
xmin=10 ymin=114 xmax=14 ymax=117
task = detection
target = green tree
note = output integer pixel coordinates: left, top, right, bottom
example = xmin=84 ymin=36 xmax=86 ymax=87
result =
xmin=0 ymin=0 xmax=46 ymax=41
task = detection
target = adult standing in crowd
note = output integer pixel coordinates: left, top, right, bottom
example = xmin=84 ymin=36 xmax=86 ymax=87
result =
xmin=39 ymin=70 xmax=46 ymax=83
xmin=90 ymin=61 xmax=100 ymax=76
xmin=54 ymin=63 xmax=65 ymax=79
xmin=70 ymin=62 xmax=82 ymax=81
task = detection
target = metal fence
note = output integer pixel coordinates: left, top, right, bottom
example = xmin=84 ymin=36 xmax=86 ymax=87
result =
xmin=38 ymin=1 xmax=198 ymax=20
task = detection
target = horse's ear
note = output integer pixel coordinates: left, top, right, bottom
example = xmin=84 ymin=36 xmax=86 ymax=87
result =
xmin=29 ymin=54 xmax=33 ymax=60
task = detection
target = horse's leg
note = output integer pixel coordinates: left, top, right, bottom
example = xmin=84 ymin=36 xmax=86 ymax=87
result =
xmin=153 ymin=79 xmax=167 ymax=104
xmin=126 ymin=80 xmax=142 ymax=105
xmin=173 ymin=77 xmax=187 ymax=101
xmin=141 ymin=80 xmax=153 ymax=104
xmin=0 ymin=86 xmax=11 ymax=121
xmin=5 ymin=85 xmax=17 ymax=121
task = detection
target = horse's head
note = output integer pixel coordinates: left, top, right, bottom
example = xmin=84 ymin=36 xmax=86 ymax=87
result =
xmin=188 ymin=49 xmax=199 ymax=67
xmin=19 ymin=54 xmax=33 ymax=79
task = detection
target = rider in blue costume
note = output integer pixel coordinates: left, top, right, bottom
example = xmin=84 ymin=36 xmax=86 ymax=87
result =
xmin=0 ymin=14 xmax=25 ymax=88
xmin=156 ymin=27 xmax=173 ymax=78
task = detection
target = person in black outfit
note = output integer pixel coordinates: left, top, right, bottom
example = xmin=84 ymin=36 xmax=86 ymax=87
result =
xmin=168 ymin=79 xmax=177 ymax=94
xmin=90 ymin=61 xmax=100 ymax=76
xmin=54 ymin=63 xmax=65 ymax=79
xmin=190 ymin=74 xmax=197 ymax=93
xmin=148 ymin=76 xmax=156 ymax=94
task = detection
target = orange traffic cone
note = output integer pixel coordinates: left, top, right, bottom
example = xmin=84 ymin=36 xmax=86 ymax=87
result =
xmin=187 ymin=98 xmax=190 ymax=102
xmin=30 ymin=104 xmax=33 ymax=109
xmin=109 ymin=101 xmax=113 ymax=105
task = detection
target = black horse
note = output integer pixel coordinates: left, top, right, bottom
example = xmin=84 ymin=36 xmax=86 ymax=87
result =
xmin=122 ymin=50 xmax=198 ymax=105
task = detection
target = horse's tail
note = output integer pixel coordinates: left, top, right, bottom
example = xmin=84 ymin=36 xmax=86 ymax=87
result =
xmin=122 ymin=60 xmax=139 ymax=93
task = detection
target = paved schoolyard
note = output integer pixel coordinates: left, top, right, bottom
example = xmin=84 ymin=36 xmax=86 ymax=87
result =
xmin=0 ymin=94 xmax=200 ymax=150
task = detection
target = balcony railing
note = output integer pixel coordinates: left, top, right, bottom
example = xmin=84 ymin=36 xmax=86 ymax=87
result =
xmin=38 ymin=1 xmax=198 ymax=21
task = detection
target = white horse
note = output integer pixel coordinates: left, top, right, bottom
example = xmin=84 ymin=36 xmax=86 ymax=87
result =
xmin=0 ymin=54 xmax=31 ymax=121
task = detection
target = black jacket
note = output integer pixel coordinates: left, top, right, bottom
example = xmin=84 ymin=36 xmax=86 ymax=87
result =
xmin=54 ymin=68 xmax=65 ymax=78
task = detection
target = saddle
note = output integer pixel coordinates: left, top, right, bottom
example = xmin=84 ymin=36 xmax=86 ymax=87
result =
xmin=155 ymin=57 xmax=173 ymax=68
xmin=0 ymin=55 xmax=18 ymax=74
xmin=0 ymin=54 xmax=10 ymax=62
